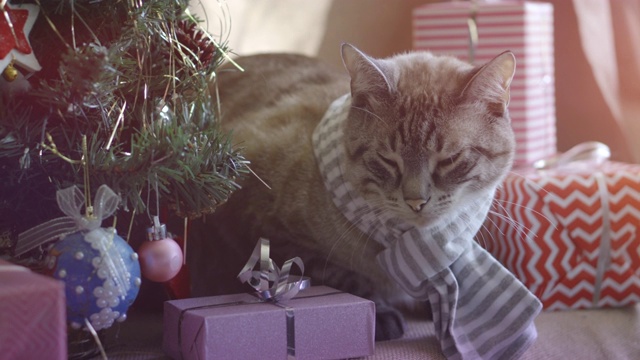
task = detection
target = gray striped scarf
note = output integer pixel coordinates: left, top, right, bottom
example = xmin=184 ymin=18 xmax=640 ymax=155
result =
xmin=312 ymin=94 xmax=542 ymax=360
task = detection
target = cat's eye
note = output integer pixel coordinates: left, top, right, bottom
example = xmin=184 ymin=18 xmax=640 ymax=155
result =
xmin=448 ymin=160 xmax=478 ymax=184
xmin=364 ymin=157 xmax=393 ymax=181
xmin=362 ymin=152 xmax=402 ymax=187
xmin=376 ymin=152 xmax=402 ymax=173
xmin=433 ymin=149 xmax=480 ymax=186
xmin=437 ymin=151 xmax=463 ymax=169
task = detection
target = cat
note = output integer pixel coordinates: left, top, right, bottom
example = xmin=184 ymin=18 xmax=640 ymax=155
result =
xmin=189 ymin=43 xmax=516 ymax=341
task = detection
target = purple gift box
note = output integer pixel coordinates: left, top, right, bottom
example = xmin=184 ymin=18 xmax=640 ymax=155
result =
xmin=0 ymin=259 xmax=67 ymax=360
xmin=163 ymin=285 xmax=375 ymax=360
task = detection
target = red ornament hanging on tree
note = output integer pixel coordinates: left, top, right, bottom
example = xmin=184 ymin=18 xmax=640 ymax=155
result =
xmin=138 ymin=217 xmax=184 ymax=283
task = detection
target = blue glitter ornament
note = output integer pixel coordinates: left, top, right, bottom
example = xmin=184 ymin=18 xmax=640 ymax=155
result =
xmin=45 ymin=228 xmax=141 ymax=331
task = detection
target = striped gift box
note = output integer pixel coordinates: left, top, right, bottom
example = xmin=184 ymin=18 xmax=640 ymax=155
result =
xmin=477 ymin=161 xmax=640 ymax=310
xmin=413 ymin=1 xmax=555 ymax=167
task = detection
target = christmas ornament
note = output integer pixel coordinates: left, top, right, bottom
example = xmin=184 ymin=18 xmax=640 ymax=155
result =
xmin=18 ymin=185 xmax=141 ymax=331
xmin=163 ymin=242 xmax=191 ymax=298
xmin=138 ymin=217 xmax=183 ymax=282
xmin=2 ymin=60 xmax=17 ymax=81
xmin=159 ymin=209 xmax=191 ymax=299
xmin=173 ymin=20 xmax=216 ymax=70
xmin=0 ymin=3 xmax=42 ymax=75
xmin=45 ymin=227 xmax=141 ymax=331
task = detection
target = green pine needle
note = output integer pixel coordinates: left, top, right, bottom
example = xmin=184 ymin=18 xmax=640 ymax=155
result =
xmin=0 ymin=0 xmax=248 ymax=242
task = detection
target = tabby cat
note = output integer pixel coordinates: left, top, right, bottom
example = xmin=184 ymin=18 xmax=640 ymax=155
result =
xmin=190 ymin=44 xmax=516 ymax=341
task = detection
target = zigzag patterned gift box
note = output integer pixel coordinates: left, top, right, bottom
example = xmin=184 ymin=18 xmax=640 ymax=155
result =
xmin=478 ymin=161 xmax=640 ymax=310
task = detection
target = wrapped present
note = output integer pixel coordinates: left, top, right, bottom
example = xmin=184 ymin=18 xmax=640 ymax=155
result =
xmin=478 ymin=142 xmax=640 ymax=310
xmin=163 ymin=238 xmax=375 ymax=360
xmin=163 ymin=285 xmax=375 ymax=360
xmin=0 ymin=259 xmax=67 ymax=359
xmin=413 ymin=1 xmax=556 ymax=167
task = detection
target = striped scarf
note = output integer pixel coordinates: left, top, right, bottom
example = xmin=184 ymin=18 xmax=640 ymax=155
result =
xmin=312 ymin=94 xmax=542 ymax=360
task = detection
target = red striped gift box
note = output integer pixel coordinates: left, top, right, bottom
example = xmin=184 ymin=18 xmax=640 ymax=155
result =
xmin=413 ymin=1 xmax=555 ymax=167
xmin=477 ymin=161 xmax=640 ymax=310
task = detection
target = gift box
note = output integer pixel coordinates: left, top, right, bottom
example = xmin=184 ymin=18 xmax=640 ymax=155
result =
xmin=163 ymin=285 xmax=375 ymax=360
xmin=477 ymin=160 xmax=640 ymax=310
xmin=413 ymin=1 xmax=556 ymax=167
xmin=0 ymin=259 xmax=67 ymax=359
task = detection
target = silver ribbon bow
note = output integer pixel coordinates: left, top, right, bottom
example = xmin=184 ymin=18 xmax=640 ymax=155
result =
xmin=15 ymin=184 xmax=120 ymax=256
xmin=237 ymin=238 xmax=310 ymax=302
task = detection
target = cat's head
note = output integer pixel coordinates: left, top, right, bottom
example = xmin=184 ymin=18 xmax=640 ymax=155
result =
xmin=340 ymin=43 xmax=515 ymax=228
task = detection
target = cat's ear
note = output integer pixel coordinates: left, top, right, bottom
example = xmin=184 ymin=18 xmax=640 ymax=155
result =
xmin=461 ymin=51 xmax=516 ymax=115
xmin=341 ymin=43 xmax=395 ymax=102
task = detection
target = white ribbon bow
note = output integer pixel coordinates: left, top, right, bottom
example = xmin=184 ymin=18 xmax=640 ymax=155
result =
xmin=15 ymin=184 xmax=120 ymax=256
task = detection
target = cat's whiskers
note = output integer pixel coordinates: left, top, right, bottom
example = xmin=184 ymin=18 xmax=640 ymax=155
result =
xmin=350 ymin=219 xmax=378 ymax=271
xmin=505 ymin=169 xmax=554 ymax=197
xmin=351 ymin=105 xmax=390 ymax=128
xmin=322 ymin=212 xmax=369 ymax=281
xmin=320 ymin=196 xmax=390 ymax=276
xmin=475 ymin=222 xmax=490 ymax=249
xmin=351 ymin=206 xmax=388 ymax=270
xmin=490 ymin=198 xmax=530 ymax=233
xmin=478 ymin=219 xmax=507 ymax=251
xmin=470 ymin=147 xmax=558 ymax=242
xmin=357 ymin=222 xmax=380 ymax=269
xmin=492 ymin=196 xmax=559 ymax=231
xmin=485 ymin=205 xmax=508 ymax=237
xmin=479 ymin=211 xmax=505 ymax=249
xmin=486 ymin=209 xmax=534 ymax=244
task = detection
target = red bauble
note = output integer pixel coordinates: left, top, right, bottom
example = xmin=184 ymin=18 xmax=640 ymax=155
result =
xmin=138 ymin=237 xmax=183 ymax=282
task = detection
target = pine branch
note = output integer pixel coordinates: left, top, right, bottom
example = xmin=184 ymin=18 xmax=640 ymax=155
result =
xmin=1 ymin=0 xmax=249 ymax=243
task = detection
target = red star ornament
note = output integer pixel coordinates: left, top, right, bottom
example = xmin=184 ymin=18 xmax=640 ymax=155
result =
xmin=0 ymin=3 xmax=41 ymax=73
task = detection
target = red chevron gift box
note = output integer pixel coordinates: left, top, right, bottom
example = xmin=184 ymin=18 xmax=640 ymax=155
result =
xmin=0 ymin=259 xmax=67 ymax=359
xmin=478 ymin=143 xmax=640 ymax=310
xmin=413 ymin=1 xmax=555 ymax=167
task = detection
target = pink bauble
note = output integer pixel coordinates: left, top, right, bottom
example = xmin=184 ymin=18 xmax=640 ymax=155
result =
xmin=138 ymin=238 xmax=184 ymax=282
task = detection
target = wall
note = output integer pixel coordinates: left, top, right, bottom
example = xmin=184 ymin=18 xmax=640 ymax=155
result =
xmin=194 ymin=0 xmax=640 ymax=163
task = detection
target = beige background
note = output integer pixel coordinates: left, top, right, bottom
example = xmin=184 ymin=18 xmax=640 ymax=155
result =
xmin=193 ymin=0 xmax=640 ymax=164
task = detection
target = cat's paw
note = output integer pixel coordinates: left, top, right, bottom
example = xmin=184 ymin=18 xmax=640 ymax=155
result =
xmin=375 ymin=305 xmax=405 ymax=341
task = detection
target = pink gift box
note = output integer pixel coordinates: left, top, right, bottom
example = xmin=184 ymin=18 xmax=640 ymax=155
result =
xmin=163 ymin=285 xmax=375 ymax=360
xmin=413 ymin=1 xmax=556 ymax=167
xmin=0 ymin=259 xmax=67 ymax=359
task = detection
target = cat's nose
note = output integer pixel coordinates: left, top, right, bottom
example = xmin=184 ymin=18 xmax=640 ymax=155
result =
xmin=406 ymin=197 xmax=430 ymax=212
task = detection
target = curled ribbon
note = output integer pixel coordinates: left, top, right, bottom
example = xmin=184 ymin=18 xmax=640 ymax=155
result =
xmin=533 ymin=141 xmax=610 ymax=170
xmin=14 ymin=184 xmax=120 ymax=256
xmin=535 ymin=141 xmax=612 ymax=306
xmin=466 ymin=0 xmax=479 ymax=64
xmin=237 ymin=238 xmax=310 ymax=302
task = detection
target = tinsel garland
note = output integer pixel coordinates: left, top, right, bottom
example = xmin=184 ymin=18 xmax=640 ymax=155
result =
xmin=0 ymin=0 xmax=248 ymax=249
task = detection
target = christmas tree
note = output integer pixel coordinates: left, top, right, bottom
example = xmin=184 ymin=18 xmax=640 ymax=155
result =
xmin=0 ymin=0 xmax=248 ymax=254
